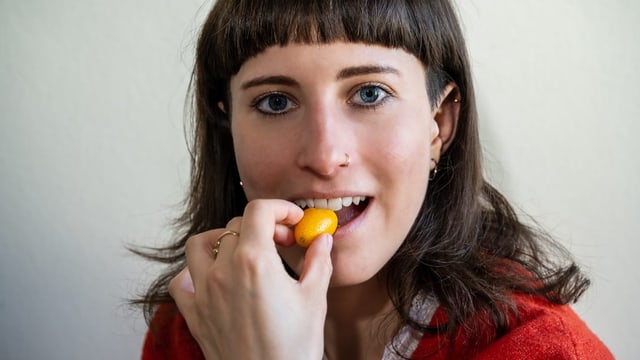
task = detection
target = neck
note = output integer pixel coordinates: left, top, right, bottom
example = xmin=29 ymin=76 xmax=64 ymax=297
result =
xmin=323 ymin=275 xmax=399 ymax=360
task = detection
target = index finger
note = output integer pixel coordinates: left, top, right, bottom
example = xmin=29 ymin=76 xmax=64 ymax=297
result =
xmin=238 ymin=199 xmax=303 ymax=250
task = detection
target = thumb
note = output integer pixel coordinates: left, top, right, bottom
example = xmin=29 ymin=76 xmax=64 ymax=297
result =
xmin=298 ymin=233 xmax=333 ymax=292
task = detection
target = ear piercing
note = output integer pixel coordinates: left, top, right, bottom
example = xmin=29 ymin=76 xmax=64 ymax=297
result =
xmin=430 ymin=158 xmax=439 ymax=180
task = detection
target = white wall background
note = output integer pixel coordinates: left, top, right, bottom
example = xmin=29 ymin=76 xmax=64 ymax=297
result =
xmin=0 ymin=0 xmax=637 ymax=359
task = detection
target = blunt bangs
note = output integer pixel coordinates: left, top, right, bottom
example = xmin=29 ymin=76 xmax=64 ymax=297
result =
xmin=201 ymin=0 xmax=455 ymax=96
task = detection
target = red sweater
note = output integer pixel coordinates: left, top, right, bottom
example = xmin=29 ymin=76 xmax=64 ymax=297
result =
xmin=142 ymin=294 xmax=613 ymax=359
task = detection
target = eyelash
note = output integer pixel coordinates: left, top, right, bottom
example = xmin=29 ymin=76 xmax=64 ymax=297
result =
xmin=347 ymin=83 xmax=394 ymax=110
xmin=250 ymin=91 xmax=297 ymax=116
xmin=250 ymin=83 xmax=394 ymax=116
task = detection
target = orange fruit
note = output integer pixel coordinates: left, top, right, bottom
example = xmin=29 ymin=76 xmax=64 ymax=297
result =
xmin=294 ymin=208 xmax=338 ymax=248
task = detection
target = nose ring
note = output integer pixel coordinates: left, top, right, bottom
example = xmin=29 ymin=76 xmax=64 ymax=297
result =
xmin=340 ymin=153 xmax=350 ymax=167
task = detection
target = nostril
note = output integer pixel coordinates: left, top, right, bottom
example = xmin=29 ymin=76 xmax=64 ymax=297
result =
xmin=298 ymin=151 xmax=346 ymax=177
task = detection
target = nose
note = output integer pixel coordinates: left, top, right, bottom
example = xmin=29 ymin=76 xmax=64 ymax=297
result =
xmin=296 ymin=103 xmax=350 ymax=177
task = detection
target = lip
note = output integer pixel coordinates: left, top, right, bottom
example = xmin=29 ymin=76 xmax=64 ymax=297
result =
xmin=287 ymin=192 xmax=372 ymax=241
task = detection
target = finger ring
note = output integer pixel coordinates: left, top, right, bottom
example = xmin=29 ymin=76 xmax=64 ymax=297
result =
xmin=212 ymin=229 xmax=240 ymax=258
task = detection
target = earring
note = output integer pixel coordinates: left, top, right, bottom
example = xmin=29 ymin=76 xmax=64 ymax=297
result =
xmin=239 ymin=180 xmax=244 ymax=187
xmin=453 ymin=98 xmax=461 ymax=103
xmin=339 ymin=153 xmax=350 ymax=167
xmin=429 ymin=158 xmax=439 ymax=180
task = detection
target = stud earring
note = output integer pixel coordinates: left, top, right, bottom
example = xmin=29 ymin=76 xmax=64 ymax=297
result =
xmin=453 ymin=98 xmax=460 ymax=103
xmin=239 ymin=180 xmax=244 ymax=187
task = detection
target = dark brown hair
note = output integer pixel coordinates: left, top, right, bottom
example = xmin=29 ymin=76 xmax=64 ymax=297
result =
xmin=133 ymin=0 xmax=589 ymax=353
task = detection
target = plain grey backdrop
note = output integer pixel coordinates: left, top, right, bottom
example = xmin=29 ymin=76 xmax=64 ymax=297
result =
xmin=1 ymin=0 xmax=638 ymax=359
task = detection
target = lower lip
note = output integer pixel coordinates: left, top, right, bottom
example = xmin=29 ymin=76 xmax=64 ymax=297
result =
xmin=333 ymin=199 xmax=371 ymax=240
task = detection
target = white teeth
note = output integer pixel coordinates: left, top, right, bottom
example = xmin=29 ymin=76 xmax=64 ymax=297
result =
xmin=327 ymin=198 xmax=342 ymax=211
xmin=294 ymin=196 xmax=367 ymax=211
xmin=342 ymin=197 xmax=353 ymax=207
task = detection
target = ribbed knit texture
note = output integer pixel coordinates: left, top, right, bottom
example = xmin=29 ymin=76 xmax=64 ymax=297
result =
xmin=142 ymin=294 xmax=613 ymax=359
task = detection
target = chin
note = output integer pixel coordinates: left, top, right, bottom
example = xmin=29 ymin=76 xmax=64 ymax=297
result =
xmin=326 ymin=255 xmax=384 ymax=288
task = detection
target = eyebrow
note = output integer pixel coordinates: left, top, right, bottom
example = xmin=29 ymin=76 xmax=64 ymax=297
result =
xmin=240 ymin=65 xmax=401 ymax=90
xmin=337 ymin=65 xmax=400 ymax=79
xmin=240 ymin=75 xmax=298 ymax=90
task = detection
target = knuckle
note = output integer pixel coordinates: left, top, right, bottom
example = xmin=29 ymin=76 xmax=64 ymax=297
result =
xmin=225 ymin=216 xmax=242 ymax=230
xmin=184 ymin=233 xmax=203 ymax=254
xmin=244 ymin=199 xmax=268 ymax=216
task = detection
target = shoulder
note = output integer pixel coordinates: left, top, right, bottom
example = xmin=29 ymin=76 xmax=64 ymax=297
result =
xmin=412 ymin=294 xmax=614 ymax=360
xmin=141 ymin=303 xmax=204 ymax=360
xmin=480 ymin=294 xmax=613 ymax=359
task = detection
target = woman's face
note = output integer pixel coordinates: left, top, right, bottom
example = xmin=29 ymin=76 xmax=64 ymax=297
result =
xmin=229 ymin=42 xmax=438 ymax=286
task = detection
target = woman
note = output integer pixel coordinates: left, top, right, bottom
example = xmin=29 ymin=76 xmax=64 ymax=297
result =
xmin=135 ymin=0 xmax=613 ymax=358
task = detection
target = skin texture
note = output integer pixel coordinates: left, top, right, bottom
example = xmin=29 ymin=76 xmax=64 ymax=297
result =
xmin=170 ymin=200 xmax=332 ymax=359
xmin=169 ymin=42 xmax=460 ymax=360
xmin=231 ymin=42 xmax=444 ymax=286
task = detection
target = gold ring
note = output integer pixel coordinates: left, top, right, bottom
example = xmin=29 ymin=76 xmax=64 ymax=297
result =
xmin=212 ymin=229 xmax=240 ymax=258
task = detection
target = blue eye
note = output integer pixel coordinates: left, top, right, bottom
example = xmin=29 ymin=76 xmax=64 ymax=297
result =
xmin=359 ymin=86 xmax=381 ymax=103
xmin=254 ymin=93 xmax=296 ymax=115
xmin=350 ymin=85 xmax=391 ymax=108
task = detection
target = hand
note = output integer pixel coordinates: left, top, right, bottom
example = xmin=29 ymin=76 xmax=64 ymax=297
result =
xmin=168 ymin=199 xmax=334 ymax=360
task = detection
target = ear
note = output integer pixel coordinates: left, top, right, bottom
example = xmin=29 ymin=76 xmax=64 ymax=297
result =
xmin=430 ymin=83 xmax=461 ymax=169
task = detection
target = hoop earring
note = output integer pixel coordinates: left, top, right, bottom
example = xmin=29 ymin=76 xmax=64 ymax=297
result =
xmin=429 ymin=158 xmax=439 ymax=180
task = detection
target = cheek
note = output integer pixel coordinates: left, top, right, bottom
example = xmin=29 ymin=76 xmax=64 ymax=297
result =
xmin=382 ymin=136 xmax=430 ymax=168
xmin=369 ymin=115 xmax=433 ymax=222
xmin=385 ymin=140 xmax=430 ymax=206
xmin=371 ymin=123 xmax=432 ymax=182
xmin=232 ymin=128 xmax=286 ymax=199
xmin=378 ymin=103 xmax=433 ymax=162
